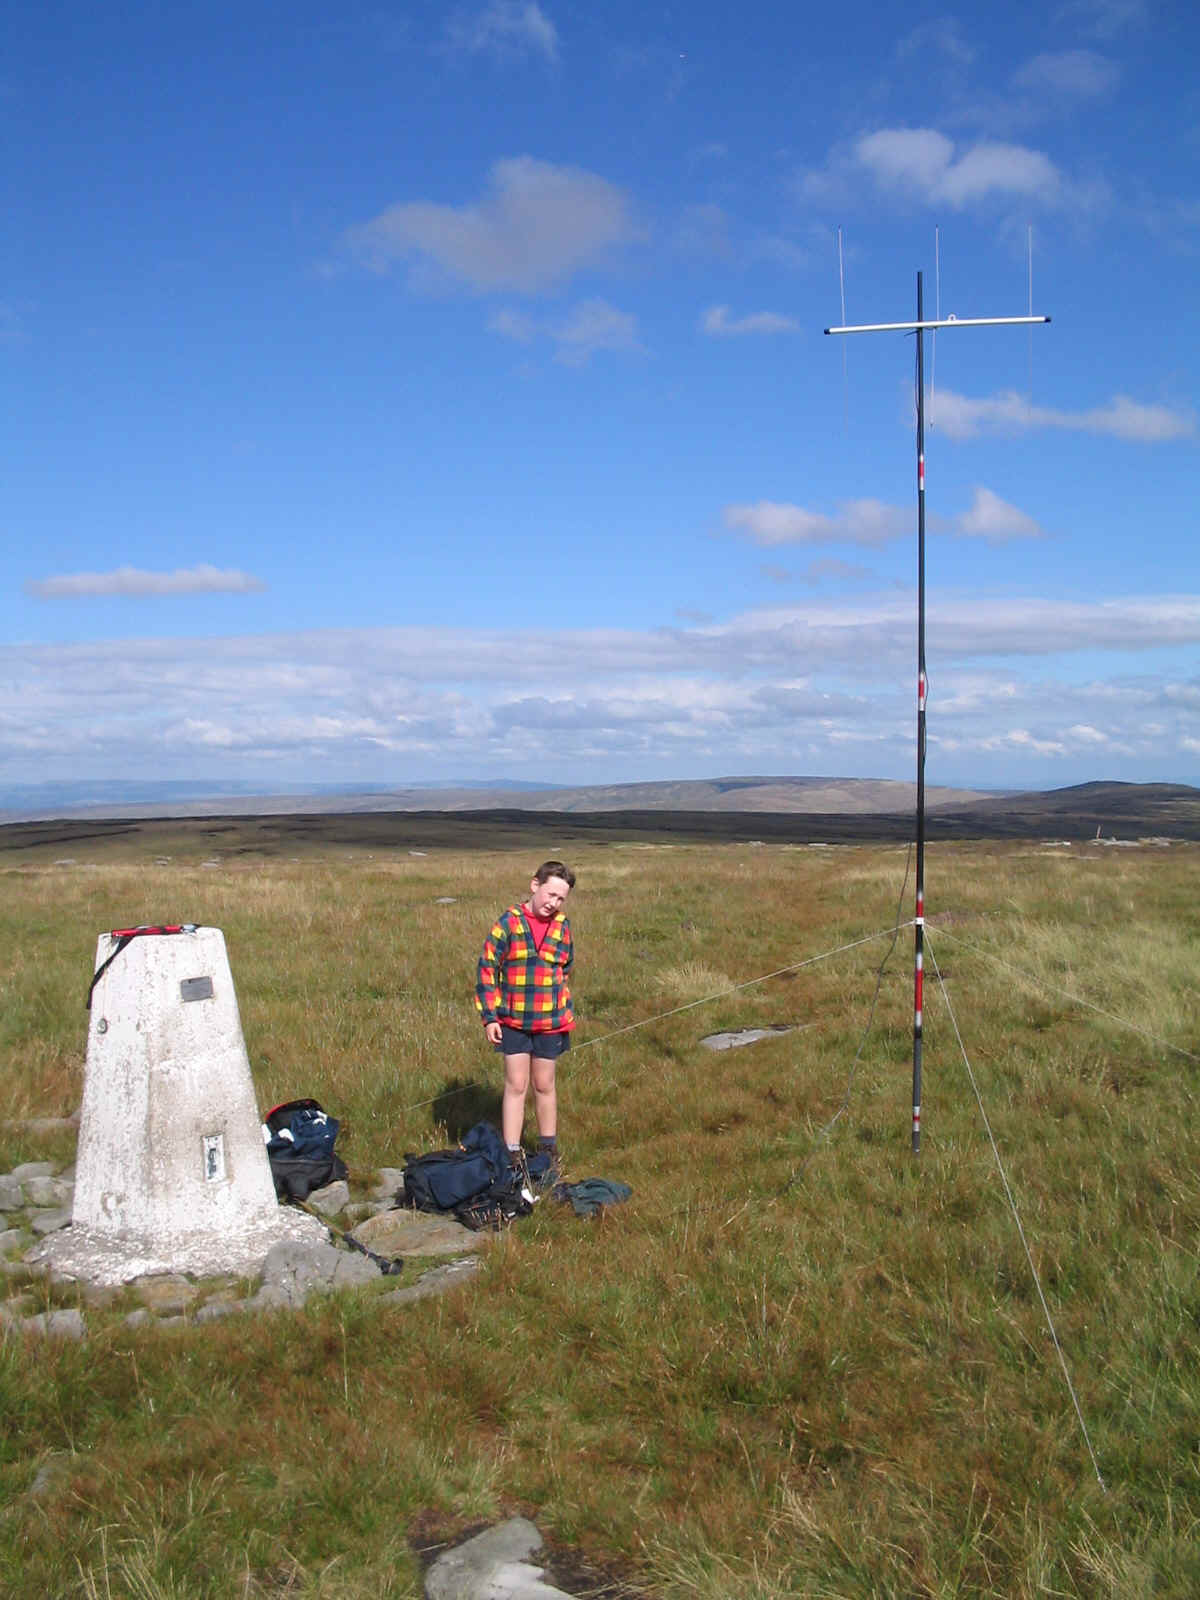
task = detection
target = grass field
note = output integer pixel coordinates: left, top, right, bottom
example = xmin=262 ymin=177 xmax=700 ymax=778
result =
xmin=1 ymin=824 xmax=1197 ymax=1597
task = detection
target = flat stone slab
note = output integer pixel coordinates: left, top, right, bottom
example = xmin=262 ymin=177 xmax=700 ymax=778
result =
xmin=426 ymin=1518 xmax=577 ymax=1599
xmin=350 ymin=1209 xmax=485 ymax=1259
xmin=700 ymin=1024 xmax=807 ymax=1051
xmin=382 ymin=1258 xmax=480 ymax=1306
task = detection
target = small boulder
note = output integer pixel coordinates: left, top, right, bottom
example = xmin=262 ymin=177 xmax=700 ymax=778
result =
xmin=306 ymin=1179 xmax=350 ymax=1217
xmin=132 ymin=1274 xmax=199 ymax=1315
xmin=254 ymin=1238 xmax=379 ymax=1310
xmin=16 ymin=1309 xmax=86 ymax=1341
xmin=23 ymin=1176 xmax=72 ymax=1208
xmin=371 ymin=1168 xmax=406 ymax=1201
xmin=30 ymin=1209 xmax=73 ymax=1237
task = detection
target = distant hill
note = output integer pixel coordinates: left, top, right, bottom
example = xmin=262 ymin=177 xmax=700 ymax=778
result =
xmin=0 ymin=774 xmax=993 ymax=823
xmin=930 ymin=780 xmax=1200 ymax=829
xmin=3 ymin=777 xmax=1199 ymax=845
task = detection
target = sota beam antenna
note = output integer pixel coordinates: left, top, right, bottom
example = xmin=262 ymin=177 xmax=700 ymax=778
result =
xmin=825 ymin=273 xmax=1051 ymax=1154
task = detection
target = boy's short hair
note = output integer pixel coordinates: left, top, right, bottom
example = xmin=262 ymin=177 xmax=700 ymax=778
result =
xmin=534 ymin=859 xmax=575 ymax=889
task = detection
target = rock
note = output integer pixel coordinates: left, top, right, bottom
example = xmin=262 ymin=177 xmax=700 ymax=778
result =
xmin=16 ymin=1309 xmax=86 ymax=1341
xmin=699 ymin=1024 xmax=800 ymax=1051
xmin=23 ymin=1176 xmax=73 ymax=1208
xmin=381 ymin=1258 xmax=480 ymax=1306
xmin=306 ymin=1179 xmax=350 ymax=1217
xmin=123 ymin=1308 xmax=154 ymax=1329
xmin=435 ymin=896 xmax=457 ymax=904
xmin=425 ymin=1518 xmax=577 ymax=1599
xmin=29 ymin=1452 xmax=78 ymax=1500
xmin=371 ymin=1168 xmax=406 ymax=1201
xmin=30 ymin=1208 xmax=73 ymax=1236
xmin=0 ymin=1182 xmax=27 ymax=1211
xmin=10 ymin=1115 xmax=80 ymax=1136
xmin=194 ymin=1298 xmax=254 ymax=1323
xmin=253 ymin=1238 xmax=379 ymax=1309
xmin=349 ymin=1209 xmax=485 ymax=1259
xmin=0 ymin=1228 xmax=27 ymax=1254
xmin=131 ymin=1273 xmax=199 ymax=1314
xmin=10 ymin=1162 xmax=55 ymax=1181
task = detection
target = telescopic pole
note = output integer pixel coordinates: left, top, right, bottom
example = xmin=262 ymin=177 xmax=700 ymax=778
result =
xmin=913 ymin=271 xmax=927 ymax=1154
xmin=824 ymin=286 xmax=1049 ymax=1153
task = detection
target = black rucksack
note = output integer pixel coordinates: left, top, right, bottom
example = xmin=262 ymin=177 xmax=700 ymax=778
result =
xmin=263 ymin=1098 xmax=349 ymax=1201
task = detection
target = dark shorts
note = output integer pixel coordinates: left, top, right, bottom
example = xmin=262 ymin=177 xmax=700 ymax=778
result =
xmin=494 ymin=1026 xmax=572 ymax=1060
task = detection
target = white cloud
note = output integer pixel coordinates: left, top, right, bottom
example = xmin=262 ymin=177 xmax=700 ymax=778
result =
xmin=1055 ymin=0 xmax=1147 ymax=39
xmin=1012 ymin=50 xmax=1118 ymax=98
xmin=553 ymin=299 xmax=640 ymax=365
xmin=487 ymin=307 xmax=537 ymax=342
xmin=931 ymin=388 xmax=1197 ymax=442
xmin=724 ymin=499 xmax=909 ymax=547
xmin=445 ymin=2 xmax=559 ymax=62
xmin=346 ymin=157 xmax=633 ymax=293
xmin=895 ymin=18 xmax=976 ymax=66
xmin=854 ymin=128 xmax=1063 ymax=208
xmin=954 ymin=487 xmax=1044 ymax=542
xmin=488 ymin=298 xmax=640 ymax=364
xmin=701 ymin=305 xmax=801 ymax=336
xmin=3 ymin=598 xmax=1199 ymax=788
xmin=26 ymin=565 xmax=267 ymax=599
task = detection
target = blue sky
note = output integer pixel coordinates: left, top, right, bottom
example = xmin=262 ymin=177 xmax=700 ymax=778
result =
xmin=3 ymin=0 xmax=1198 ymax=794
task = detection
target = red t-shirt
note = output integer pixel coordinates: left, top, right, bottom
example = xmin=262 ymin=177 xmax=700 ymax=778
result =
xmin=525 ymin=910 xmax=553 ymax=951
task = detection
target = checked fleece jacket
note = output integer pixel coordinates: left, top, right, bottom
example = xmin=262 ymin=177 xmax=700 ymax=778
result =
xmin=475 ymin=906 xmax=575 ymax=1035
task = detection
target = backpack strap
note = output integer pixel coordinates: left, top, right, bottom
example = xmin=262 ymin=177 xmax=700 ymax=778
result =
xmin=86 ymin=924 xmax=198 ymax=1009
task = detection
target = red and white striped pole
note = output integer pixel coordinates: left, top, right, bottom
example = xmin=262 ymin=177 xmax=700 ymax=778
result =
xmin=913 ymin=272 xmax=927 ymax=1153
xmin=825 ymin=278 xmax=1049 ymax=1152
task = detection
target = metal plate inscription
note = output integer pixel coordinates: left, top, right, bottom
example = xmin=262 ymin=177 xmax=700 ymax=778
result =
xmin=202 ymin=1133 xmax=226 ymax=1182
xmin=180 ymin=975 xmax=214 ymax=1002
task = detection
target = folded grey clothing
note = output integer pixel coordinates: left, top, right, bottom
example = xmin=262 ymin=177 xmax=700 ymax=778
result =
xmin=552 ymin=1178 xmax=633 ymax=1217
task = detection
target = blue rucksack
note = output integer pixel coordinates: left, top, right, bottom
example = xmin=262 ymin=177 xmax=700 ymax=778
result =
xmin=402 ymin=1122 xmax=529 ymax=1224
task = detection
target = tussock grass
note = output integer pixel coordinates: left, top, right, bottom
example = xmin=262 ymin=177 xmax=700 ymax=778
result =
xmin=2 ymin=835 xmax=1198 ymax=1596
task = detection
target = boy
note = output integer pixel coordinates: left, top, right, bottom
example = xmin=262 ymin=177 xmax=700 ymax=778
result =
xmin=475 ymin=860 xmax=576 ymax=1178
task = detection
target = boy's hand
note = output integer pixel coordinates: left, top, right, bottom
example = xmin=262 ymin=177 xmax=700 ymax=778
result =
xmin=484 ymin=1021 xmax=503 ymax=1046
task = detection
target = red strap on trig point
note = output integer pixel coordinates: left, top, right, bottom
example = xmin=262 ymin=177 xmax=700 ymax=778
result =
xmin=87 ymin=924 xmax=198 ymax=1009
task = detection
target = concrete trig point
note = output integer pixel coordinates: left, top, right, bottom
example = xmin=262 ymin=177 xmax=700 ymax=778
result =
xmin=34 ymin=925 xmax=324 ymax=1286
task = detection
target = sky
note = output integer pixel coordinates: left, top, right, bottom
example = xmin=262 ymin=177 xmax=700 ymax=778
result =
xmin=3 ymin=0 xmax=1199 ymax=796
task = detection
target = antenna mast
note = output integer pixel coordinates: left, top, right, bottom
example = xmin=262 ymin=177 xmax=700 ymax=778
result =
xmin=826 ymin=274 xmax=1050 ymax=1154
